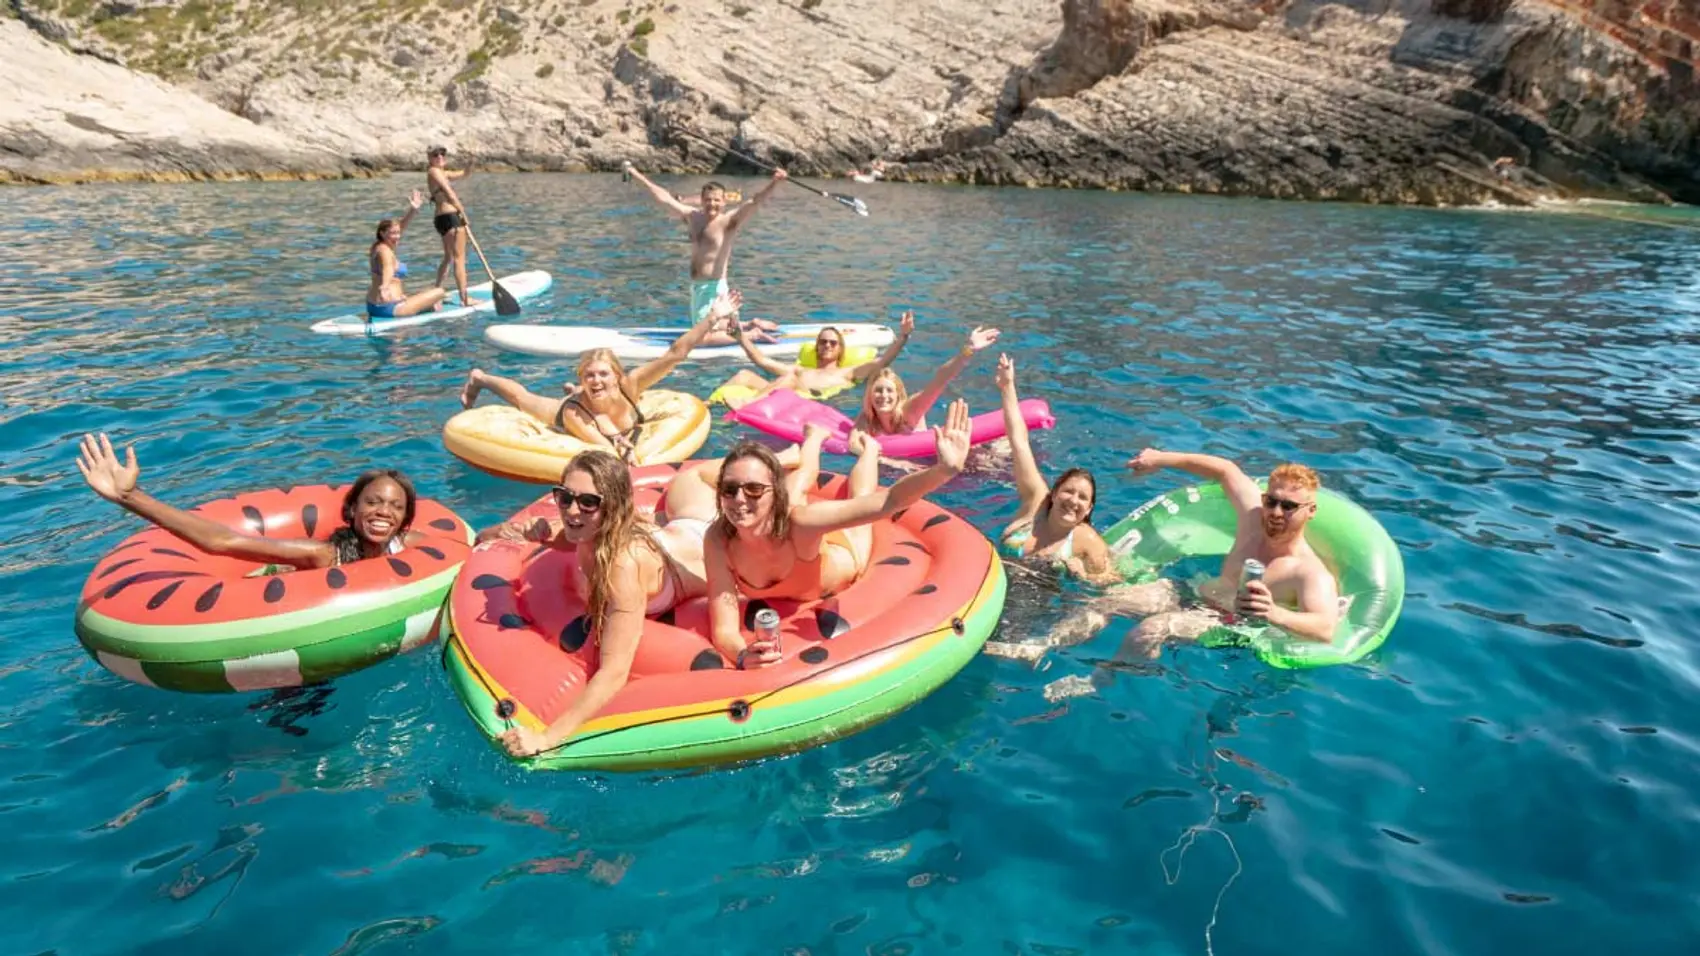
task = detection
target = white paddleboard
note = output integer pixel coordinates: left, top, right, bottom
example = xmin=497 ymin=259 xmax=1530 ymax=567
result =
xmin=484 ymin=321 xmax=897 ymax=361
xmin=311 ymin=270 xmax=554 ymax=335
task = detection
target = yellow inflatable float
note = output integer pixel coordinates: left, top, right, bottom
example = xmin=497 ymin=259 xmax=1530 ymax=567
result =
xmin=706 ymin=342 xmax=880 ymax=405
xmin=443 ymin=389 xmax=711 ymax=482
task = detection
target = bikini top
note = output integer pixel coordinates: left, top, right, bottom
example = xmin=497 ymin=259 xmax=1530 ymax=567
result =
xmin=370 ymin=250 xmax=408 ymax=278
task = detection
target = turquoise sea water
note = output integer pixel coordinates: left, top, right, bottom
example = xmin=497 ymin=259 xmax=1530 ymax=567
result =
xmin=3 ymin=175 xmax=1699 ymax=954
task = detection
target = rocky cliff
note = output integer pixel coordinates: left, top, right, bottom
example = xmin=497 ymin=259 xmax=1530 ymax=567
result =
xmin=4 ymin=0 xmax=1696 ymax=204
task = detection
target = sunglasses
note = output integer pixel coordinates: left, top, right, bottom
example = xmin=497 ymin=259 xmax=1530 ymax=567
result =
xmin=552 ymin=488 xmax=604 ymax=512
xmin=816 ymin=339 xmax=842 ymax=348
xmin=1262 ymin=493 xmax=1313 ymax=514
xmin=718 ymin=481 xmax=772 ymax=500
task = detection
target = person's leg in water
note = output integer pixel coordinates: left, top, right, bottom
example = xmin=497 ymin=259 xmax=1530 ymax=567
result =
xmin=984 ymin=579 xmax=1185 ymax=664
xmin=664 ymin=428 xmax=829 ymax=522
xmin=459 ymin=369 xmax=561 ymax=422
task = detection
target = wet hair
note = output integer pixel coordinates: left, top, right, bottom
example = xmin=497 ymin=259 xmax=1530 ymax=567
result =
xmin=702 ymin=181 xmax=726 ymax=196
xmin=859 ymin=368 xmax=910 ymax=436
xmin=328 ymin=469 xmax=418 ymax=565
xmin=1269 ymin=462 xmax=1321 ymax=493
xmin=574 ymin=348 xmax=642 ymax=419
xmin=1041 ymin=467 xmax=1097 ymax=527
xmin=712 ymin=441 xmax=790 ymax=542
xmin=562 ymin=451 xmax=656 ymax=639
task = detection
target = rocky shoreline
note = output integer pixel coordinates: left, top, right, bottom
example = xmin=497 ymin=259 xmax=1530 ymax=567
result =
xmin=4 ymin=0 xmax=1696 ymax=206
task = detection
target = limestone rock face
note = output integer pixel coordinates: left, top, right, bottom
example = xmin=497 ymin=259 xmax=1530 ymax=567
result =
xmin=3 ymin=0 xmax=1695 ymax=204
xmin=0 ymin=20 xmax=361 ymax=184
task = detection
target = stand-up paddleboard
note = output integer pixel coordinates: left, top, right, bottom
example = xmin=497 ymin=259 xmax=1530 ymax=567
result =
xmin=483 ymin=321 xmax=895 ymax=360
xmin=311 ymin=270 xmax=553 ymax=336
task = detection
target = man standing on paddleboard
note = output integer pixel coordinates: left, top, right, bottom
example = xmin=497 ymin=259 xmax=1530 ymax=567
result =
xmin=625 ymin=161 xmax=786 ymax=338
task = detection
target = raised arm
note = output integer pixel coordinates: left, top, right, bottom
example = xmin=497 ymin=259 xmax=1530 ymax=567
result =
xmin=624 ymin=163 xmax=695 ymax=219
xmin=499 ymin=553 xmax=647 ymax=756
xmin=1126 ymin=448 xmax=1262 ymax=515
xmin=850 ymin=312 xmax=915 ymax=383
xmin=727 ymin=168 xmax=787 ymax=229
xmin=629 ymin=290 xmax=745 ymax=393
xmin=900 ymin=326 xmax=998 ymax=429
xmin=792 ymin=401 xmax=970 ymax=535
xmin=398 ymin=189 xmax=424 ymax=232
xmin=730 ymin=316 xmax=794 ymax=376
xmin=997 ymin=354 xmax=1049 ymax=518
xmin=76 ymin=433 xmax=334 ymax=569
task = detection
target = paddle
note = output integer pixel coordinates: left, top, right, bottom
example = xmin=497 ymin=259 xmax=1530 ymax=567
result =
xmin=461 ymin=221 xmax=521 ymax=316
xmin=674 ymin=128 xmax=870 ymax=217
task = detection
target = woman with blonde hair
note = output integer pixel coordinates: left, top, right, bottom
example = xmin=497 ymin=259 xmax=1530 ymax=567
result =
xmin=482 ymin=429 xmax=833 ymax=756
xmin=459 ymin=291 xmax=740 ymax=460
xmin=853 ymin=325 xmax=999 ymax=437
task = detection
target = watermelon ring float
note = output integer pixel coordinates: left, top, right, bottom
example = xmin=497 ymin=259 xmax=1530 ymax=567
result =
xmin=444 ymin=461 xmax=1007 ymax=771
xmin=74 ymin=485 xmax=475 ymax=693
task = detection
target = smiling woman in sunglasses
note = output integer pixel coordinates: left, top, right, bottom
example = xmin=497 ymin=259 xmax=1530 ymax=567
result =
xmin=474 ymin=434 xmax=832 ymax=755
xmin=704 ymin=400 xmax=974 ymax=669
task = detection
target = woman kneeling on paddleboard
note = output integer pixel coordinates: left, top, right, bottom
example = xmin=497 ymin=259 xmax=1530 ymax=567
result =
xmin=367 ymin=190 xmax=447 ymax=321
xmin=853 ymin=325 xmax=1000 ymax=438
xmin=705 ymin=401 xmax=973 ymax=668
xmin=460 ymin=291 xmax=740 ymax=461
xmin=76 ymin=433 xmax=423 ymax=570
xmin=481 ymin=436 xmax=830 ymax=756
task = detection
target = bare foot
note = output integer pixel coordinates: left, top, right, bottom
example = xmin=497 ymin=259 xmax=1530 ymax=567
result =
xmin=460 ymin=370 xmax=484 ymax=409
xmin=802 ymin=423 xmax=830 ymax=446
xmin=1042 ymin=675 xmax=1097 ymax=703
xmin=984 ymin=641 xmax=1048 ymax=664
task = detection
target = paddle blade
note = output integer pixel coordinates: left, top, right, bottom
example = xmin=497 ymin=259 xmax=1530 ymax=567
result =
xmin=829 ymin=193 xmax=869 ymax=217
xmin=492 ymin=281 xmax=522 ymax=316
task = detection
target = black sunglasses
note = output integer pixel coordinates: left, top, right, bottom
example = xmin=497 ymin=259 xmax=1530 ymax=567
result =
xmin=718 ymin=481 xmax=772 ymax=500
xmin=1262 ymin=493 xmax=1313 ymax=514
xmin=552 ymin=487 xmax=604 ymax=512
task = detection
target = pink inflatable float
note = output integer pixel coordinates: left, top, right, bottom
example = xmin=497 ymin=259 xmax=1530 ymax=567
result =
xmin=725 ymin=389 xmax=1057 ymax=459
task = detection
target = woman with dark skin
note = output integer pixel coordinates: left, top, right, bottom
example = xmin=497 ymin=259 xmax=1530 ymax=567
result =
xmin=76 ymin=433 xmax=424 ymax=569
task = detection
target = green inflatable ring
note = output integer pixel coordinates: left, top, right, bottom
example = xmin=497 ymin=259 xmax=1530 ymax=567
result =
xmin=1099 ymin=480 xmax=1405 ymax=668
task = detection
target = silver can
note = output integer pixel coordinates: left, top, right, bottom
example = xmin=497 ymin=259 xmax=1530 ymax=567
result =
xmin=754 ymin=608 xmax=782 ymax=654
xmin=1238 ymin=559 xmax=1267 ymax=622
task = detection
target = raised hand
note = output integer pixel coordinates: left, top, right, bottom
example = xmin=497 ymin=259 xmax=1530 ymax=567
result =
xmin=1126 ymin=448 xmax=1164 ymax=476
xmin=803 ymin=423 xmax=831 ymax=445
xmin=933 ymin=399 xmax=972 ymax=473
xmin=76 ymin=433 xmax=139 ymax=503
xmin=408 ymin=189 xmax=424 ymax=210
xmin=966 ymin=326 xmax=1000 ymax=352
xmin=706 ymin=289 xmax=744 ymax=323
xmin=898 ymin=311 xmax=915 ymax=337
xmin=995 ymin=353 xmax=1015 ymax=392
xmin=772 ymin=168 xmax=788 ymax=182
